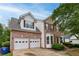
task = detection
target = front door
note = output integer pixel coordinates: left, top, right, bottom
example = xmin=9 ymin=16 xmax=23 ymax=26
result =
xmin=46 ymin=36 xmax=53 ymax=48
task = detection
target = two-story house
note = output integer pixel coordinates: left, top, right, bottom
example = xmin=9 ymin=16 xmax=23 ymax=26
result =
xmin=9 ymin=12 xmax=63 ymax=52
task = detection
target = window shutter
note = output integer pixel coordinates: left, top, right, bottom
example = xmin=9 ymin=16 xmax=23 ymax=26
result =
xmin=24 ymin=20 xmax=25 ymax=27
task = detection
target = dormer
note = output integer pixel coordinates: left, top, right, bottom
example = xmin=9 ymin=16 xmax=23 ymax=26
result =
xmin=20 ymin=12 xmax=37 ymax=31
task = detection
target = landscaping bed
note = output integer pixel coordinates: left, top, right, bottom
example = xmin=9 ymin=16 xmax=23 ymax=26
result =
xmin=52 ymin=43 xmax=65 ymax=50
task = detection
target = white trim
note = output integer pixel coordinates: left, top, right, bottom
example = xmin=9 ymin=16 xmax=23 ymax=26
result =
xmin=46 ymin=33 xmax=54 ymax=48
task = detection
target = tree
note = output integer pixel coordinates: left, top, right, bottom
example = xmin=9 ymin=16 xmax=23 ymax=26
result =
xmin=52 ymin=3 xmax=79 ymax=39
xmin=0 ymin=23 xmax=10 ymax=47
xmin=0 ymin=24 xmax=3 ymax=47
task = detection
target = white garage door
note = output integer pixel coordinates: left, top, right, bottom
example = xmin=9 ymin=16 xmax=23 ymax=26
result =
xmin=14 ymin=38 xmax=29 ymax=49
xmin=30 ymin=39 xmax=40 ymax=48
xmin=14 ymin=38 xmax=40 ymax=49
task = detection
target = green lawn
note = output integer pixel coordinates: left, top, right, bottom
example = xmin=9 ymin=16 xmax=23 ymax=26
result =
xmin=3 ymin=53 xmax=12 ymax=56
xmin=0 ymin=53 xmax=12 ymax=56
xmin=0 ymin=53 xmax=2 ymax=56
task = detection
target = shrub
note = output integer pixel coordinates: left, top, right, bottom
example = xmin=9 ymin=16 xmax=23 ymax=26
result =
xmin=72 ymin=44 xmax=79 ymax=48
xmin=52 ymin=43 xmax=64 ymax=50
xmin=63 ymin=42 xmax=71 ymax=45
xmin=2 ymin=41 xmax=10 ymax=47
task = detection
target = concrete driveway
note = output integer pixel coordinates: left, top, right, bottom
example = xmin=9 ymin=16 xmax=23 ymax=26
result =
xmin=13 ymin=48 xmax=68 ymax=56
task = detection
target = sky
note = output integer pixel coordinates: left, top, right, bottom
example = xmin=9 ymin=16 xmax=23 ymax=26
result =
xmin=0 ymin=3 xmax=60 ymax=26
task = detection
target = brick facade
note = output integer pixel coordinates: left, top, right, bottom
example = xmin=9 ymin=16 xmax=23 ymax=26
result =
xmin=10 ymin=30 xmax=41 ymax=52
xmin=12 ymin=30 xmax=41 ymax=39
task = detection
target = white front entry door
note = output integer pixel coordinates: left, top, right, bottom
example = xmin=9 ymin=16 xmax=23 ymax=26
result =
xmin=46 ymin=36 xmax=53 ymax=48
xmin=30 ymin=39 xmax=40 ymax=48
xmin=14 ymin=38 xmax=29 ymax=49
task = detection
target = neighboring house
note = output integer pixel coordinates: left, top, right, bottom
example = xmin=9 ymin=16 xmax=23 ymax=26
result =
xmin=61 ymin=35 xmax=79 ymax=44
xmin=9 ymin=12 xmax=63 ymax=52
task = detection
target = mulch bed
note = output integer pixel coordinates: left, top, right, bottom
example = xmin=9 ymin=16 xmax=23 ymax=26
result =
xmin=24 ymin=53 xmax=36 ymax=56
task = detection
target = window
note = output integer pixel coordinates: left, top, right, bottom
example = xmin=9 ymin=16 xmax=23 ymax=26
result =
xmin=15 ymin=41 xmax=18 ymax=43
xmin=22 ymin=41 xmax=24 ymax=43
xmin=51 ymin=25 xmax=53 ymax=29
xmin=51 ymin=36 xmax=53 ymax=44
xmin=19 ymin=41 xmax=21 ymax=43
xmin=47 ymin=36 xmax=49 ymax=44
xmin=24 ymin=20 xmax=26 ymax=27
xmin=46 ymin=24 xmax=48 ymax=29
xmin=60 ymin=37 xmax=62 ymax=43
xmin=24 ymin=20 xmax=34 ymax=29
xmin=26 ymin=41 xmax=27 ymax=43
xmin=56 ymin=25 xmax=59 ymax=32
xmin=57 ymin=37 xmax=59 ymax=43
xmin=30 ymin=41 xmax=32 ymax=43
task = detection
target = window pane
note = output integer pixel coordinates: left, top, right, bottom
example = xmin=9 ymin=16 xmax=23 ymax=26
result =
xmin=51 ymin=36 xmax=53 ymax=44
xmin=24 ymin=21 xmax=34 ymax=29
xmin=57 ymin=37 xmax=59 ymax=43
xmin=15 ymin=41 xmax=18 ymax=43
xmin=47 ymin=36 xmax=49 ymax=44
xmin=26 ymin=41 xmax=27 ymax=43
xmin=24 ymin=20 xmax=25 ymax=27
xmin=19 ymin=41 xmax=21 ymax=43
xmin=46 ymin=24 xmax=48 ymax=29
xmin=22 ymin=41 xmax=24 ymax=43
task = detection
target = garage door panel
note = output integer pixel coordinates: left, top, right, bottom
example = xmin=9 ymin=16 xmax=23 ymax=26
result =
xmin=14 ymin=38 xmax=29 ymax=49
xmin=30 ymin=39 xmax=40 ymax=48
xmin=14 ymin=38 xmax=40 ymax=49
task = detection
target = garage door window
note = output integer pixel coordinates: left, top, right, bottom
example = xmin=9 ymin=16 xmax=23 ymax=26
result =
xmin=15 ymin=41 xmax=18 ymax=43
xmin=30 ymin=41 xmax=32 ymax=43
xmin=26 ymin=41 xmax=27 ymax=43
xmin=19 ymin=41 xmax=21 ymax=43
xmin=22 ymin=41 xmax=24 ymax=43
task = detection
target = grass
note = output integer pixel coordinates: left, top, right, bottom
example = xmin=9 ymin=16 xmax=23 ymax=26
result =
xmin=3 ymin=53 xmax=12 ymax=56
xmin=0 ymin=53 xmax=2 ymax=56
xmin=66 ymin=49 xmax=79 ymax=56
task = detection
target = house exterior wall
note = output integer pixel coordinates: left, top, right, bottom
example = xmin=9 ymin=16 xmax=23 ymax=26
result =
xmin=12 ymin=30 xmax=41 ymax=39
xmin=71 ymin=39 xmax=79 ymax=44
xmin=44 ymin=17 xmax=63 ymax=44
xmin=35 ymin=21 xmax=45 ymax=48
xmin=10 ymin=31 xmax=13 ymax=52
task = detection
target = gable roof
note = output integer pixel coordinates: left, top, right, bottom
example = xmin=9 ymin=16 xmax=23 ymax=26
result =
xmin=9 ymin=17 xmax=20 ymax=29
xmin=44 ymin=16 xmax=55 ymax=24
xmin=19 ymin=12 xmax=37 ymax=22
xmin=9 ymin=12 xmax=41 ymax=33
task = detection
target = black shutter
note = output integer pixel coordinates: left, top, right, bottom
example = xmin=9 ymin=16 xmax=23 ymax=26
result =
xmin=24 ymin=20 xmax=25 ymax=27
xmin=47 ymin=36 xmax=49 ymax=44
xmin=51 ymin=36 xmax=53 ymax=44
